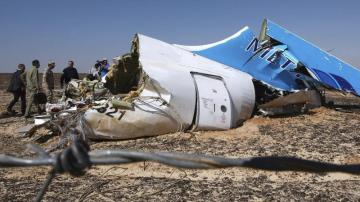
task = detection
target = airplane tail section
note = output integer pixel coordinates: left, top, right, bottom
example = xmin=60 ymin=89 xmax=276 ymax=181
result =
xmin=174 ymin=26 xmax=257 ymax=69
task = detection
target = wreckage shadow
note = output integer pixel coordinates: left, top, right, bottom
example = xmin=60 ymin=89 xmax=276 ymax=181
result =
xmin=263 ymin=110 xmax=317 ymax=119
xmin=326 ymin=104 xmax=360 ymax=113
xmin=89 ymin=134 xmax=160 ymax=143
xmin=0 ymin=112 xmax=24 ymax=121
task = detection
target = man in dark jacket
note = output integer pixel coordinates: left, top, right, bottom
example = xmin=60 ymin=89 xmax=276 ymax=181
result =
xmin=60 ymin=60 xmax=79 ymax=88
xmin=7 ymin=64 xmax=26 ymax=115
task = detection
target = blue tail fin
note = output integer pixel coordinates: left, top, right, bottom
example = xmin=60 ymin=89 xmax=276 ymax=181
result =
xmin=175 ymin=26 xmax=303 ymax=91
xmin=174 ymin=27 xmax=257 ymax=69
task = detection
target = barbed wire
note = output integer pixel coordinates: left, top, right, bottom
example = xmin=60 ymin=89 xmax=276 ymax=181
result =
xmin=1 ymin=139 xmax=360 ymax=201
xmin=3 ymin=148 xmax=360 ymax=173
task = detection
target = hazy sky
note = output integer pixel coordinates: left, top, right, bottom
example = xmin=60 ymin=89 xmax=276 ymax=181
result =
xmin=0 ymin=0 xmax=359 ymax=73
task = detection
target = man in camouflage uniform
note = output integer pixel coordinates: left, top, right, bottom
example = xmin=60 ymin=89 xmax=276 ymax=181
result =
xmin=24 ymin=59 xmax=41 ymax=118
xmin=42 ymin=61 xmax=55 ymax=103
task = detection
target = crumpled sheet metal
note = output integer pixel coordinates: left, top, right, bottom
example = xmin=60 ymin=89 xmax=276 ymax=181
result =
xmin=82 ymin=81 xmax=180 ymax=140
xmin=65 ymin=79 xmax=106 ymax=101
xmin=264 ymin=20 xmax=360 ymax=95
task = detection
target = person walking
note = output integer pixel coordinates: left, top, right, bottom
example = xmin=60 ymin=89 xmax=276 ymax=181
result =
xmin=24 ymin=59 xmax=41 ymax=118
xmin=6 ymin=64 xmax=26 ymax=116
xmin=42 ymin=61 xmax=55 ymax=103
xmin=60 ymin=60 xmax=79 ymax=88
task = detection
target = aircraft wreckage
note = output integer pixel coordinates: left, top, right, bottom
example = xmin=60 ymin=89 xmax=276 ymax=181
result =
xmin=39 ymin=19 xmax=360 ymax=140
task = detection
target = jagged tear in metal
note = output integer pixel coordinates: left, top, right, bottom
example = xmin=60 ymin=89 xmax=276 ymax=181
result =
xmin=40 ymin=19 xmax=360 ymax=140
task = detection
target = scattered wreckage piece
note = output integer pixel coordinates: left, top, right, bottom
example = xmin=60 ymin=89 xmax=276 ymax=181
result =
xmin=16 ymin=100 xmax=89 ymax=148
xmin=258 ymin=90 xmax=322 ymax=116
xmin=16 ymin=121 xmax=58 ymax=143
xmin=17 ymin=124 xmax=38 ymax=137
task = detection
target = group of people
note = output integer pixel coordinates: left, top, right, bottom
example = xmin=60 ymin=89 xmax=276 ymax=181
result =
xmin=6 ymin=60 xmax=80 ymax=118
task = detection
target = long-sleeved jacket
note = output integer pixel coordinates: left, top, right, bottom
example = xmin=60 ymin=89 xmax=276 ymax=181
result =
xmin=42 ymin=68 xmax=54 ymax=90
xmin=60 ymin=66 xmax=79 ymax=88
xmin=7 ymin=70 xmax=26 ymax=92
xmin=26 ymin=66 xmax=40 ymax=91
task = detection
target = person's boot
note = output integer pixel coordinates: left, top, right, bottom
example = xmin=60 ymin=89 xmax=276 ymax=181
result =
xmin=24 ymin=112 xmax=32 ymax=118
xmin=21 ymin=106 xmax=26 ymax=116
xmin=35 ymin=104 xmax=42 ymax=115
xmin=6 ymin=108 xmax=16 ymax=115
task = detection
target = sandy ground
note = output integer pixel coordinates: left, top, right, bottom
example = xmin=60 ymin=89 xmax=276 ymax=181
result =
xmin=1 ymin=88 xmax=360 ymax=201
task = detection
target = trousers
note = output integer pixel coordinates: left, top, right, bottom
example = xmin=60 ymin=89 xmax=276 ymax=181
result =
xmin=24 ymin=90 xmax=41 ymax=117
xmin=7 ymin=90 xmax=26 ymax=115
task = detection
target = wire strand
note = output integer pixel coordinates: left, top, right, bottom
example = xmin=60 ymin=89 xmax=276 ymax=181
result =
xmin=1 ymin=150 xmax=360 ymax=174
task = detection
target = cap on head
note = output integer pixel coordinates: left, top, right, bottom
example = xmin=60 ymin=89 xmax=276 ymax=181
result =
xmin=47 ymin=61 xmax=55 ymax=69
